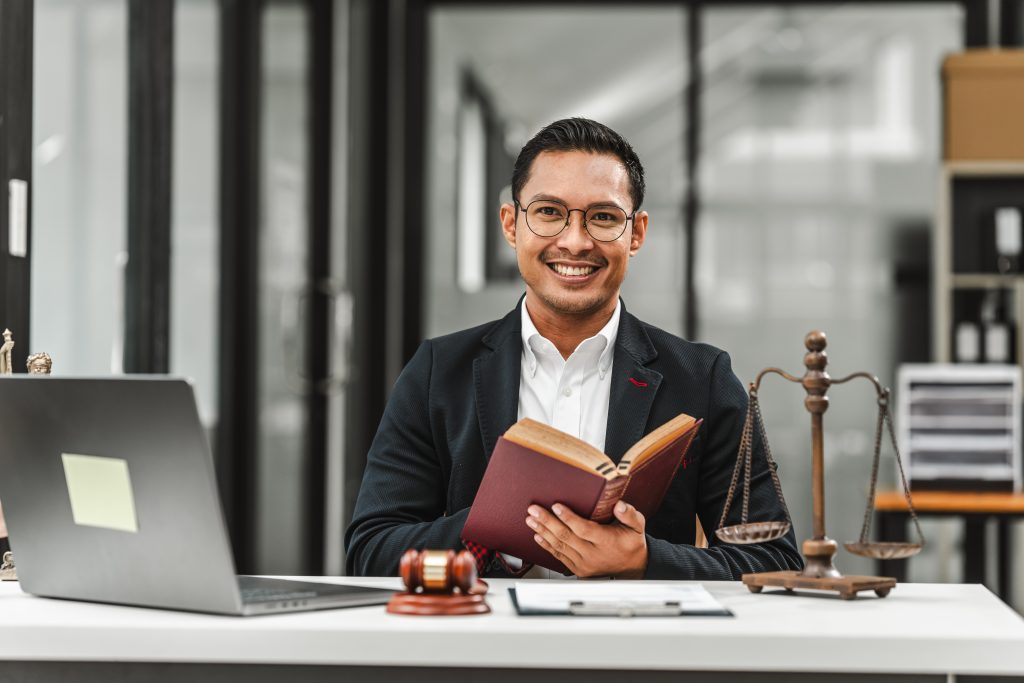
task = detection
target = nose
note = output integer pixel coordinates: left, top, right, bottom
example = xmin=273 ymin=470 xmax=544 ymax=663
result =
xmin=555 ymin=209 xmax=594 ymax=253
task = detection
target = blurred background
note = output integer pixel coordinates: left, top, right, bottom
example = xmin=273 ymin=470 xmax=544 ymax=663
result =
xmin=1 ymin=0 xmax=1023 ymax=611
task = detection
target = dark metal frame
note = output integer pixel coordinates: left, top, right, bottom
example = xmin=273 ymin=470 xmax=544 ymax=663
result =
xmin=217 ymin=0 xmax=263 ymax=573
xmin=1002 ymin=0 xmax=1024 ymax=45
xmin=125 ymin=0 xmax=174 ymax=374
xmin=684 ymin=1 xmax=701 ymax=340
xmin=306 ymin=0 xmax=334 ymax=574
xmin=459 ymin=69 xmax=519 ymax=284
xmin=0 ymin=0 xmax=33 ymax=373
xmin=216 ymin=0 xmax=336 ymax=575
xmin=343 ymin=0 xmax=393 ymax=543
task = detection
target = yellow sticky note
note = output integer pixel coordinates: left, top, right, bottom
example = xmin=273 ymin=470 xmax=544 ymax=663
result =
xmin=61 ymin=453 xmax=139 ymax=533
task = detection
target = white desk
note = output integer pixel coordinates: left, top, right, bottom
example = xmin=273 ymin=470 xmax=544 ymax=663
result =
xmin=1 ymin=578 xmax=1023 ymax=682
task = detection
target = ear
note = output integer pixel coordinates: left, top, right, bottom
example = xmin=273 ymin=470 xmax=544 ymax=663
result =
xmin=628 ymin=211 xmax=648 ymax=256
xmin=500 ymin=202 xmax=517 ymax=249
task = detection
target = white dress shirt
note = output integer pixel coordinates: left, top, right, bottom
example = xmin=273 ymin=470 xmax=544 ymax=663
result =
xmin=518 ymin=299 xmax=620 ymax=449
xmin=501 ymin=299 xmax=620 ymax=578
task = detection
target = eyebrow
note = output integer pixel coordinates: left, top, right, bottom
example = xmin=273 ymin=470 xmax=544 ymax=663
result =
xmin=526 ymin=193 xmax=625 ymax=210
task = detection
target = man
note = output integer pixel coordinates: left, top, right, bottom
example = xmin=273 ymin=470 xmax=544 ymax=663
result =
xmin=346 ymin=118 xmax=801 ymax=579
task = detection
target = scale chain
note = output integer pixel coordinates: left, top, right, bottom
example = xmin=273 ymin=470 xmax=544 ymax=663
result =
xmin=885 ymin=402 xmax=925 ymax=546
xmin=741 ymin=396 xmax=754 ymax=525
xmin=857 ymin=397 xmax=887 ymax=544
xmin=717 ymin=387 xmax=793 ymax=532
xmin=752 ymin=391 xmax=792 ymax=525
xmin=857 ymin=391 xmax=924 ymax=547
xmin=718 ymin=388 xmax=756 ymax=530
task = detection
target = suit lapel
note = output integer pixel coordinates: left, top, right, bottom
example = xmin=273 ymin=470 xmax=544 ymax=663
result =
xmin=474 ymin=304 xmax=523 ymax=459
xmin=604 ymin=307 xmax=662 ymax=464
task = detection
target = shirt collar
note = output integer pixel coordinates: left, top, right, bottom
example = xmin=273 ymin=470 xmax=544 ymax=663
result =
xmin=520 ymin=298 xmax=621 ymax=378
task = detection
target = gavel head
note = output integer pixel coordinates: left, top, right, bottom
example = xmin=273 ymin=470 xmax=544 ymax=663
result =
xmin=399 ymin=549 xmax=478 ymax=594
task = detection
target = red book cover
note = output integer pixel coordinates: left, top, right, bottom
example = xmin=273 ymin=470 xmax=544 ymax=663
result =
xmin=462 ymin=438 xmax=607 ymax=573
xmin=620 ymin=426 xmax=700 ymax=519
xmin=461 ymin=418 xmax=701 ymax=574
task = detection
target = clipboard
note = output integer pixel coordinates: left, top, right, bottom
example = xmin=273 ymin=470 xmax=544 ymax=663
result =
xmin=508 ymin=584 xmax=733 ymax=617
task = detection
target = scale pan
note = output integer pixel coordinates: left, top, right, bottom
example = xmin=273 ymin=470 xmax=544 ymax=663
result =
xmin=715 ymin=521 xmax=791 ymax=545
xmin=844 ymin=542 xmax=922 ymax=560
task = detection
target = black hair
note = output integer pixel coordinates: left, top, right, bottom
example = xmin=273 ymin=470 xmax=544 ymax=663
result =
xmin=511 ymin=117 xmax=645 ymax=213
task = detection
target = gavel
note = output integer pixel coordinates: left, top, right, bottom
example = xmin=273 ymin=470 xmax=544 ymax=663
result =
xmin=387 ymin=549 xmax=490 ymax=615
xmin=399 ymin=549 xmax=479 ymax=594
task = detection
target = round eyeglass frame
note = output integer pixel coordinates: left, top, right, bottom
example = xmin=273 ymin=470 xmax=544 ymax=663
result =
xmin=514 ymin=199 xmax=635 ymax=243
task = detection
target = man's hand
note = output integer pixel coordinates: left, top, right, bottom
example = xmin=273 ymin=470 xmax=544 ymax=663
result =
xmin=0 ymin=497 xmax=7 ymax=538
xmin=526 ymin=501 xmax=648 ymax=579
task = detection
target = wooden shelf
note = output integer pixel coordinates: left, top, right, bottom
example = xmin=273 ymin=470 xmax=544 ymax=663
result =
xmin=944 ymin=160 xmax=1024 ymax=176
xmin=950 ymin=273 xmax=1024 ymax=288
xmin=876 ymin=489 xmax=1024 ymax=513
xmin=935 ymin=166 xmax=1024 ymax=362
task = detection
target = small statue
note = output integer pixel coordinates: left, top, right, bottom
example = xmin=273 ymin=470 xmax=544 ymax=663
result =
xmin=0 ymin=551 xmax=15 ymax=582
xmin=0 ymin=329 xmax=13 ymax=375
xmin=26 ymin=352 xmax=52 ymax=375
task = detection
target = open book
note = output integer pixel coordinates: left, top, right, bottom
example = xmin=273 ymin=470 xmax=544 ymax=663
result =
xmin=461 ymin=413 xmax=702 ymax=574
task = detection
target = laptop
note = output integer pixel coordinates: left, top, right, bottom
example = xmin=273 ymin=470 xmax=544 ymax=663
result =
xmin=0 ymin=376 xmax=393 ymax=615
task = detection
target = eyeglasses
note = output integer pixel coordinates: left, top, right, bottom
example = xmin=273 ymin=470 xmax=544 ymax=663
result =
xmin=514 ymin=199 xmax=634 ymax=243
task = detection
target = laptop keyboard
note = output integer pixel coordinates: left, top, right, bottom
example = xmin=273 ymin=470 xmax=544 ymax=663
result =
xmin=240 ymin=587 xmax=320 ymax=603
xmin=236 ymin=575 xmax=393 ymax=609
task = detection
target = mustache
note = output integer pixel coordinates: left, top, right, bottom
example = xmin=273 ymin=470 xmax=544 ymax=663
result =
xmin=540 ymin=251 xmax=607 ymax=268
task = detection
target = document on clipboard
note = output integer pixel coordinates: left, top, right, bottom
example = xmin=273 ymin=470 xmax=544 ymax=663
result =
xmin=509 ymin=582 xmax=733 ymax=617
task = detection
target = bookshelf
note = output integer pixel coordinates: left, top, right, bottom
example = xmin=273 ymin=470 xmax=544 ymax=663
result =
xmin=934 ymin=160 xmax=1024 ymax=364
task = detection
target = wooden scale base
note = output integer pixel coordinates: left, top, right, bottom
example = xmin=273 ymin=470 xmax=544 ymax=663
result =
xmin=741 ymin=538 xmax=896 ymax=600
xmin=742 ymin=571 xmax=895 ymax=600
xmin=386 ymin=592 xmax=490 ymax=616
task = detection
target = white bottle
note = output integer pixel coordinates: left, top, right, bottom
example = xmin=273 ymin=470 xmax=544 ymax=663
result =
xmin=995 ymin=207 xmax=1022 ymax=273
xmin=985 ymin=323 xmax=1010 ymax=363
xmin=955 ymin=321 xmax=981 ymax=363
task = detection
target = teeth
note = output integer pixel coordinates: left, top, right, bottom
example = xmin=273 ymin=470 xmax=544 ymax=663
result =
xmin=551 ymin=264 xmax=596 ymax=277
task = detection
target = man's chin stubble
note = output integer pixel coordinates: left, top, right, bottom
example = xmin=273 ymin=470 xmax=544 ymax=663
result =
xmin=534 ymin=288 xmax=611 ymax=318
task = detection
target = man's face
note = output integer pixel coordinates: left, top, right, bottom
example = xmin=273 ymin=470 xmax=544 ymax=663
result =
xmin=500 ymin=150 xmax=647 ymax=320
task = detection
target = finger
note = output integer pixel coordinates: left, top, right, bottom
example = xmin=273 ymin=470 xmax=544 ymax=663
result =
xmin=528 ymin=507 xmax=577 ymax=548
xmin=528 ymin=507 xmax=593 ymax=557
xmin=613 ymin=501 xmax=646 ymax=534
xmin=532 ymin=532 xmax=580 ymax=574
xmin=527 ymin=508 xmax=585 ymax=563
xmin=551 ymin=503 xmax=598 ymax=543
xmin=527 ymin=505 xmax=580 ymax=544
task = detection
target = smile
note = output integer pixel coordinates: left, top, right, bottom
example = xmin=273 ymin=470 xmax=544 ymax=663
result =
xmin=547 ymin=262 xmax=601 ymax=279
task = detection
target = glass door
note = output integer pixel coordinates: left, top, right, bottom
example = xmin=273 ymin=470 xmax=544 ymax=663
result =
xmin=254 ymin=0 xmax=347 ymax=575
xmin=31 ymin=0 xmax=128 ymax=374
xmin=256 ymin=0 xmax=313 ymax=574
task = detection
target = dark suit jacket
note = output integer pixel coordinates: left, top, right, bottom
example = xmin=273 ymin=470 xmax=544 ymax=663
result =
xmin=345 ymin=300 xmax=803 ymax=579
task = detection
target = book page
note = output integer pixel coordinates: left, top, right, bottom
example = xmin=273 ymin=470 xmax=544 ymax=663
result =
xmin=504 ymin=418 xmax=616 ymax=477
xmin=618 ymin=413 xmax=699 ymax=474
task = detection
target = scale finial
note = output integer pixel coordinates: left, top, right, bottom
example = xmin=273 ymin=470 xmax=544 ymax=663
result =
xmin=804 ymin=330 xmax=827 ymax=351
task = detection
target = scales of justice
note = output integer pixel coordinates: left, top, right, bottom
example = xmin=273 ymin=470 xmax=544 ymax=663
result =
xmin=714 ymin=330 xmax=925 ymax=600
